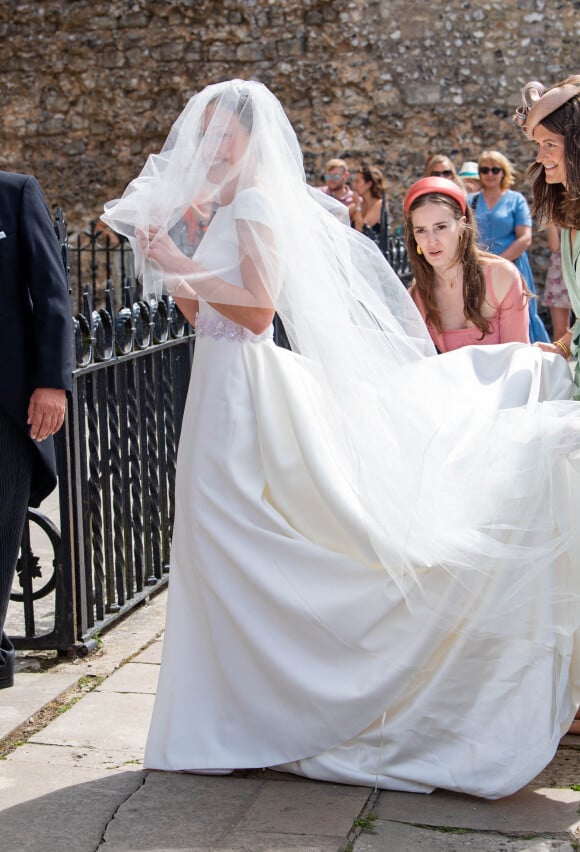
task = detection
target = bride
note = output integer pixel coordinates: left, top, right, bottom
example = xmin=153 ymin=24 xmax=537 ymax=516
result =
xmin=102 ymin=79 xmax=580 ymax=799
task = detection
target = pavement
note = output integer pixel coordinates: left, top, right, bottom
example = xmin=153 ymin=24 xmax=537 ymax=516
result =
xmin=2 ymin=590 xmax=580 ymax=852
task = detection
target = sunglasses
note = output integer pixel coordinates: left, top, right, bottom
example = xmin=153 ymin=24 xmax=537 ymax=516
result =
xmin=324 ymin=173 xmax=344 ymax=181
xmin=479 ymin=166 xmax=503 ymax=175
xmin=430 ymin=170 xmax=453 ymax=178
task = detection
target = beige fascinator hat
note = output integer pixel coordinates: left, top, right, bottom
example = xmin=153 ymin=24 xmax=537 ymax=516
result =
xmin=513 ymin=78 xmax=580 ymax=139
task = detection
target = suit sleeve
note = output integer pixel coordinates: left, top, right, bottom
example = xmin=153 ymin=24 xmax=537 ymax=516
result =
xmin=19 ymin=176 xmax=73 ymax=391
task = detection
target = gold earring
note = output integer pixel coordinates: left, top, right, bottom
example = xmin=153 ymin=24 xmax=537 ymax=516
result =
xmin=416 ymin=245 xmax=423 ymax=255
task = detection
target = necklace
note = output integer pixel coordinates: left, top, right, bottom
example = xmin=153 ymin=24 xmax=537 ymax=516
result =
xmin=436 ymin=271 xmax=462 ymax=290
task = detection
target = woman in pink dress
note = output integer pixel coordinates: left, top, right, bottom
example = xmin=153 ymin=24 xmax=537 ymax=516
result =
xmin=405 ymin=176 xmax=530 ymax=353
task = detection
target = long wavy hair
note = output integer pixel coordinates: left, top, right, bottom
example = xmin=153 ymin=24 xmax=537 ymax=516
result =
xmin=404 ymin=192 xmax=491 ymax=337
xmin=357 ymin=164 xmax=387 ymax=199
xmin=527 ymin=76 xmax=580 ymax=229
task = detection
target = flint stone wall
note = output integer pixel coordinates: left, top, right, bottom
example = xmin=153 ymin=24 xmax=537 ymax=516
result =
xmin=0 ymin=0 xmax=578 ymax=251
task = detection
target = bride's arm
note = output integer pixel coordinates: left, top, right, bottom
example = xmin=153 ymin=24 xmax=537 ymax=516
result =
xmin=138 ymin=221 xmax=276 ymax=335
xmin=212 ymin=219 xmax=276 ymax=333
xmin=173 ymin=289 xmax=200 ymax=326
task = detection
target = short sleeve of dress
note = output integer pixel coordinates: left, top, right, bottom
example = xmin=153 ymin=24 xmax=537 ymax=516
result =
xmin=233 ymin=187 xmax=272 ymax=227
xmin=512 ymin=192 xmax=532 ymax=228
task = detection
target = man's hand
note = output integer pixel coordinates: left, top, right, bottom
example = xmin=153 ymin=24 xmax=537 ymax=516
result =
xmin=27 ymin=388 xmax=67 ymax=442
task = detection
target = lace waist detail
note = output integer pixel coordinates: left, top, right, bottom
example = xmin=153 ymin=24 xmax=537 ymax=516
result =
xmin=195 ymin=313 xmax=273 ymax=343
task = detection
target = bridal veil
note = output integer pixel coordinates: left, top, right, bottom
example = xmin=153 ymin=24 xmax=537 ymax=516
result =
xmin=102 ymin=79 xmax=580 ymax=636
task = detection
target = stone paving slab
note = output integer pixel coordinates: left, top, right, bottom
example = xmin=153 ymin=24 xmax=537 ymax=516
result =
xmin=531 ymin=743 xmax=580 ymax=788
xmin=1 ymin=589 xmax=167 ymax=751
xmin=96 ymin=660 xmax=159 ymax=694
xmin=101 ymin=771 xmax=365 ymax=851
xmin=0 ymin=671 xmax=79 ymax=740
xmin=101 ymin=772 xmax=265 ymax=848
xmin=102 ymin=845 xmax=344 ymax=852
xmin=352 ymin=820 xmax=577 ymax=851
xmin=55 ymin=590 xmax=168 ymax=680
xmin=373 ymin=787 xmax=580 ymax=835
xmin=234 ymin=777 xmax=370 ymax=836
xmin=211 ymin=833 xmax=347 ymax=850
xmin=0 ymin=762 xmax=144 ymax=852
xmin=29 ymin=690 xmax=154 ymax=752
xmin=7 ymin=741 xmax=144 ymax=771
xmin=131 ymin=638 xmax=163 ymax=664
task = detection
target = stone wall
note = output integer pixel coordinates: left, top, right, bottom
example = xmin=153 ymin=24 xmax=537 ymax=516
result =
xmin=0 ymin=0 xmax=578 ymax=247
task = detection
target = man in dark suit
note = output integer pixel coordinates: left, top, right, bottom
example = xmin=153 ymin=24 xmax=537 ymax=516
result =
xmin=0 ymin=171 xmax=72 ymax=689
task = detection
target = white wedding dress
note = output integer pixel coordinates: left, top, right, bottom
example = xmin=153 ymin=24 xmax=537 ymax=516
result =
xmin=144 ymin=193 xmax=580 ymax=799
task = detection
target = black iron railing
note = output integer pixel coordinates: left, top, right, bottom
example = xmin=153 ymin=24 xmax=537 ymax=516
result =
xmin=69 ymin=220 xmax=136 ymax=313
xmin=9 ymin=211 xmax=194 ymax=653
xmin=12 ymin=286 xmax=194 ymax=653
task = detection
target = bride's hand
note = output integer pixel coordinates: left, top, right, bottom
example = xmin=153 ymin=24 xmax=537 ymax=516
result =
xmin=136 ymin=227 xmax=194 ymax=278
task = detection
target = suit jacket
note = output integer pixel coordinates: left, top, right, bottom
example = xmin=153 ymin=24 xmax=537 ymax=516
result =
xmin=0 ymin=171 xmax=73 ymax=506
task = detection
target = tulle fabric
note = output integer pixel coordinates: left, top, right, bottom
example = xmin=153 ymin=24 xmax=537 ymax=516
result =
xmin=102 ymin=79 xmax=580 ymax=638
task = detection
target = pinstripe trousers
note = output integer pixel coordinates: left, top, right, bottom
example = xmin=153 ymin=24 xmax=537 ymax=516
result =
xmin=0 ymin=409 xmax=32 ymax=684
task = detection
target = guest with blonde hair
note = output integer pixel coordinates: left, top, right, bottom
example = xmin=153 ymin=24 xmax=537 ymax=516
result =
xmin=424 ymin=154 xmax=464 ymax=190
xmin=470 ymin=149 xmax=550 ymax=343
xmin=318 ymin=157 xmax=354 ymax=207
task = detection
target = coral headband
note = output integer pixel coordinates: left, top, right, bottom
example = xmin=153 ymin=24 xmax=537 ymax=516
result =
xmin=404 ymin=177 xmax=467 ymax=215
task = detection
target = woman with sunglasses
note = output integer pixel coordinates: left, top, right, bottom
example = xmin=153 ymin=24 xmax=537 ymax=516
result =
xmin=404 ymin=176 xmax=530 ymax=352
xmin=318 ymin=157 xmax=354 ymax=208
xmin=423 ymin=153 xmax=465 ymax=190
xmin=471 ymin=150 xmax=550 ymax=343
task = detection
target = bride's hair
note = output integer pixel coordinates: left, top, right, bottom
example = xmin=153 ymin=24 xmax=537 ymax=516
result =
xmin=404 ymin=193 xmax=490 ymax=337
xmin=205 ymin=84 xmax=254 ymax=134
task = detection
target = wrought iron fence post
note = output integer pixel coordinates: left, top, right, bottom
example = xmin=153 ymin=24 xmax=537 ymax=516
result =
xmin=10 ymin=213 xmax=196 ymax=653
